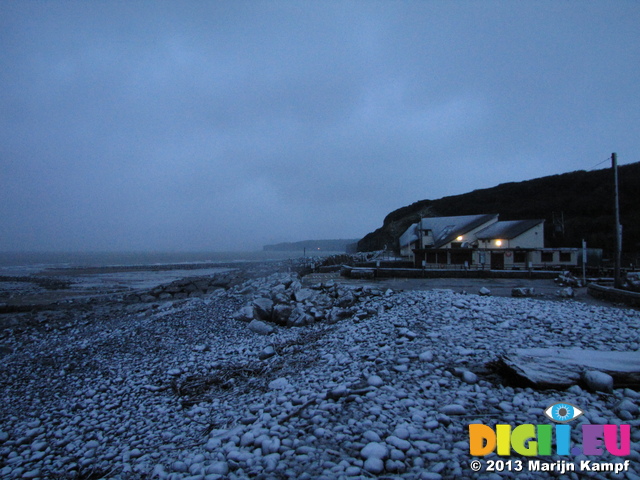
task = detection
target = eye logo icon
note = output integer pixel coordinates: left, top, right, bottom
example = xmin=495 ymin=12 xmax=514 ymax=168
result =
xmin=544 ymin=402 xmax=584 ymax=423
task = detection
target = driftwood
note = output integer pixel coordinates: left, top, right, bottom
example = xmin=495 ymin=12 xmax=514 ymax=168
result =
xmin=498 ymin=348 xmax=640 ymax=389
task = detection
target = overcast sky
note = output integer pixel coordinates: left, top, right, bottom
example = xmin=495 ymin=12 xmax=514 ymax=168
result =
xmin=1 ymin=1 xmax=639 ymax=252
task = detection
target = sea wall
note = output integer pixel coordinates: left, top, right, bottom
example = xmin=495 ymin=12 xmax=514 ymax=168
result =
xmin=588 ymin=283 xmax=640 ymax=308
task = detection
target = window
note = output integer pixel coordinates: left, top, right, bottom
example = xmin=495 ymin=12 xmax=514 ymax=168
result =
xmin=514 ymin=251 xmax=527 ymax=263
xmin=541 ymin=252 xmax=554 ymax=263
xmin=560 ymin=252 xmax=572 ymax=262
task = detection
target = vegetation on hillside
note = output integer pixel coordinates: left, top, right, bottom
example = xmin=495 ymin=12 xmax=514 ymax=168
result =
xmin=358 ymin=162 xmax=640 ymax=255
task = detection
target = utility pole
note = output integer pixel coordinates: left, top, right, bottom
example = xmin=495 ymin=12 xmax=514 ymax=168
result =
xmin=612 ymin=153 xmax=623 ymax=288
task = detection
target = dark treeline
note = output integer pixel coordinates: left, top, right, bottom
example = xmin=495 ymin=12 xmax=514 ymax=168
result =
xmin=358 ymin=162 xmax=640 ymax=255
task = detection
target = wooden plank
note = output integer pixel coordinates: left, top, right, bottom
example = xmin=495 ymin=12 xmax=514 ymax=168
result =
xmin=499 ymin=348 xmax=640 ymax=389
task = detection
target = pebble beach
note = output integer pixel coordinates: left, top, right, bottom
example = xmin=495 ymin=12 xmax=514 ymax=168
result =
xmin=1 ymin=261 xmax=640 ymax=480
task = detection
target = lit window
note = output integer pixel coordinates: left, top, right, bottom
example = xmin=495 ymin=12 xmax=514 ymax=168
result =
xmin=495 ymin=240 xmax=502 ymax=247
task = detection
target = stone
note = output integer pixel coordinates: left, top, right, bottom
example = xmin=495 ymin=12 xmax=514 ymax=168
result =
xmin=268 ymin=377 xmax=290 ymax=390
xmin=419 ymin=350 xmax=434 ymax=362
xmin=362 ymin=431 xmax=381 ymax=443
xmin=328 ymin=307 xmax=351 ymax=323
xmin=253 ymin=297 xmax=274 ymax=320
xmin=259 ymin=346 xmax=276 ymax=360
xmin=248 ymin=319 xmax=275 ymax=335
xmin=364 ymin=457 xmax=384 ymax=474
xmin=385 ymin=435 xmax=411 ymax=451
xmin=462 ymin=371 xmax=478 ymax=384
xmin=582 ymin=370 xmax=614 ymax=393
xmin=272 ymin=304 xmax=293 ymax=325
xmin=338 ymin=291 xmax=356 ymax=307
xmin=440 ymin=404 xmax=466 ymax=415
xmin=287 ymin=308 xmax=314 ymax=327
xmin=294 ymin=288 xmax=315 ymax=302
xmin=512 ymin=287 xmax=535 ymax=297
xmin=557 ymin=287 xmax=575 ymax=298
xmin=479 ymin=287 xmax=491 ymax=296
xmin=234 ymin=306 xmax=255 ymax=323
xmin=617 ymin=399 xmax=639 ymax=416
xmin=361 ymin=442 xmax=388 ymax=459
xmin=367 ymin=375 xmax=384 ymax=387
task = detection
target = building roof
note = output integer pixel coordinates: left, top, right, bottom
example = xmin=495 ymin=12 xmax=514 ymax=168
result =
xmin=399 ymin=223 xmax=419 ymax=247
xmin=475 ymin=219 xmax=544 ymax=240
xmin=418 ymin=214 xmax=498 ymax=248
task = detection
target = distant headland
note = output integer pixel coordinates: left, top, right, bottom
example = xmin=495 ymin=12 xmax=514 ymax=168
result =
xmin=263 ymin=239 xmax=359 ymax=253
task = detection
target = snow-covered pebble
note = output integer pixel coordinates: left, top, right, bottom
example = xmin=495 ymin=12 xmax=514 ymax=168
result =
xmin=361 ymin=442 xmax=388 ymax=459
xmin=582 ymin=370 xmax=614 ymax=392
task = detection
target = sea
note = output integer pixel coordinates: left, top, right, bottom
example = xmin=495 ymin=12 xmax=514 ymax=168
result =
xmin=0 ymin=250 xmax=340 ymax=276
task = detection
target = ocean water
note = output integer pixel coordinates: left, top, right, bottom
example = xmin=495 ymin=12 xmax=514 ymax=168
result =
xmin=0 ymin=250 xmax=341 ymax=276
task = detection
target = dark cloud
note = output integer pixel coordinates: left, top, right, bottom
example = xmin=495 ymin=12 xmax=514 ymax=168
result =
xmin=1 ymin=1 xmax=639 ymax=251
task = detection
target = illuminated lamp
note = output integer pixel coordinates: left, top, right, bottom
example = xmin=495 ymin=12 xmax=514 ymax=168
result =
xmin=495 ymin=240 xmax=503 ymax=247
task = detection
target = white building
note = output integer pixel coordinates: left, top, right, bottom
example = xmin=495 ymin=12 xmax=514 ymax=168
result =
xmin=401 ymin=215 xmax=579 ymax=270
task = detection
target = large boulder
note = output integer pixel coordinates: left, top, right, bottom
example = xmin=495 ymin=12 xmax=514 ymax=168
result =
xmin=337 ymin=290 xmax=356 ymax=307
xmin=287 ymin=306 xmax=314 ymax=327
xmin=252 ymin=297 xmax=274 ymax=321
xmin=272 ymin=304 xmax=293 ymax=325
xmin=294 ymin=288 xmax=316 ymax=303
xmin=233 ymin=306 xmax=255 ymax=323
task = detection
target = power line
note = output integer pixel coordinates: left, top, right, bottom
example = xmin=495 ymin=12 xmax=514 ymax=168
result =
xmin=589 ymin=156 xmax=611 ymax=171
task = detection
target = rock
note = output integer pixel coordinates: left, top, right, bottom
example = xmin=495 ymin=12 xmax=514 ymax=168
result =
xmin=328 ymin=307 xmax=351 ymax=323
xmin=419 ymin=350 xmax=434 ymax=362
xmin=253 ymin=297 xmax=274 ymax=320
xmin=385 ymin=435 xmax=411 ymax=451
xmin=440 ymin=404 xmax=466 ymax=415
xmin=512 ymin=287 xmax=535 ymax=297
xmin=272 ymin=304 xmax=293 ymax=325
xmin=234 ymin=306 xmax=255 ymax=323
xmin=294 ymin=288 xmax=315 ymax=302
xmin=363 ymin=431 xmax=381 ymax=442
xmin=248 ymin=319 xmax=275 ymax=335
xmin=268 ymin=377 xmax=290 ymax=390
xmin=361 ymin=442 xmax=388 ymax=459
xmin=557 ymin=287 xmax=575 ymax=298
xmin=582 ymin=370 xmax=614 ymax=393
xmin=617 ymin=399 xmax=639 ymax=416
xmin=261 ymin=437 xmax=281 ymax=454
xmin=364 ymin=457 xmax=384 ymax=474
xmin=479 ymin=287 xmax=491 ymax=296
xmin=259 ymin=346 xmax=276 ymax=360
xmin=462 ymin=371 xmax=478 ymax=384
xmin=206 ymin=461 xmax=229 ymax=475
xmin=398 ymin=328 xmax=417 ymax=340
xmin=287 ymin=307 xmax=314 ymax=327
xmin=337 ymin=291 xmax=355 ymax=307
xmin=367 ymin=375 xmax=384 ymax=387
